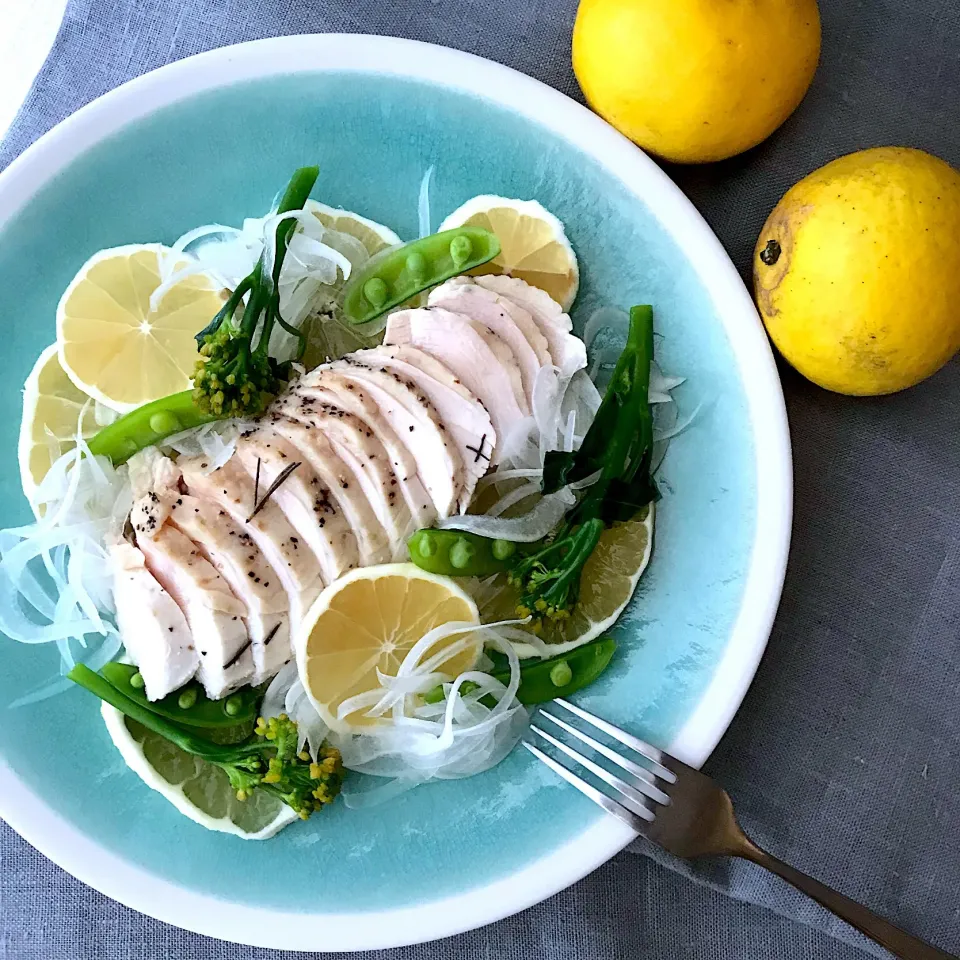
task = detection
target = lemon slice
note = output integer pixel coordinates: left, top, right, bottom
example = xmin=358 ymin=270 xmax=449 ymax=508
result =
xmin=477 ymin=505 xmax=654 ymax=656
xmin=102 ymin=703 xmax=297 ymax=840
xmin=438 ymin=196 xmax=579 ymax=309
xmin=18 ymin=344 xmax=99 ymax=504
xmin=57 ymin=243 xmax=227 ymax=412
xmin=297 ymin=564 xmax=482 ymax=733
xmin=306 ymin=200 xmax=401 ymax=255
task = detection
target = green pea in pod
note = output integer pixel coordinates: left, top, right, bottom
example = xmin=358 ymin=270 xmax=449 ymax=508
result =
xmin=341 ymin=227 xmax=501 ymax=325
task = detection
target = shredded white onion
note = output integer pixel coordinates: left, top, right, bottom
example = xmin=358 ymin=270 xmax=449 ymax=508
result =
xmin=159 ymin=418 xmax=255 ymax=474
xmin=169 ymin=203 xmax=367 ymax=364
xmin=0 ymin=418 xmax=132 ymax=701
xmin=259 ymin=619 xmax=531 ymax=805
xmin=260 ymin=660 xmax=330 ymax=758
xmin=418 ymin=165 xmax=435 ymax=238
xmin=331 ymin=622 xmax=529 ymax=797
xmin=149 ymin=257 xmax=232 ymax=315
xmin=440 ymin=485 xmax=577 ymax=541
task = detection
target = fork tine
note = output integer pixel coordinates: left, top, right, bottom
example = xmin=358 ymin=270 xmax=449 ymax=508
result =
xmin=530 ymin=724 xmax=656 ymax=821
xmin=539 ymin=710 xmax=672 ymax=806
xmin=522 ymin=742 xmax=648 ymax=833
xmin=554 ymin=698 xmax=677 ymax=783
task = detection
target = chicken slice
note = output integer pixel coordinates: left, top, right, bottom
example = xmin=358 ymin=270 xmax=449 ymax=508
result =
xmin=233 ymin=429 xmax=368 ymax=577
xmin=266 ymin=398 xmax=414 ymax=553
xmin=164 ymin=493 xmax=291 ymax=683
xmin=283 ymin=375 xmax=436 ymax=530
xmin=470 ymin=322 xmax=528 ymax=413
xmin=244 ymin=420 xmax=393 ymax=566
xmin=363 ymin=344 xmax=495 ymax=508
xmin=475 ymin=275 xmax=587 ymax=376
xmin=428 ymin=280 xmax=550 ymax=405
xmin=179 ymin=456 xmax=322 ymax=621
xmin=110 ymin=540 xmax=198 ymax=700
xmin=383 ymin=307 xmax=527 ymax=452
xmin=324 ymin=355 xmax=463 ymax=517
xmin=135 ymin=524 xmax=254 ymax=699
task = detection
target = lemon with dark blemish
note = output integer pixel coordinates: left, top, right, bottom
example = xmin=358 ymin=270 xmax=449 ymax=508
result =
xmin=754 ymin=147 xmax=960 ymax=395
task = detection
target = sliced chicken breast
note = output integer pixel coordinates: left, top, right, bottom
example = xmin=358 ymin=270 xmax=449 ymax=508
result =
xmin=245 ymin=420 xmax=392 ymax=566
xmin=233 ymin=429 xmax=367 ymax=577
xmin=284 ymin=374 xmax=436 ymax=530
xmin=325 ymin=355 xmax=463 ymax=517
xmin=474 ymin=275 xmax=587 ymax=376
xmin=265 ymin=399 xmax=414 ymax=554
xmin=428 ymin=280 xmax=550 ymax=404
xmin=163 ymin=493 xmax=291 ymax=683
xmin=110 ymin=540 xmax=198 ymax=700
xmin=364 ymin=344 xmax=495 ymax=508
xmin=136 ymin=524 xmax=254 ymax=699
xmin=383 ymin=308 xmax=527 ymax=452
xmin=470 ymin=323 xmax=527 ymax=412
xmin=179 ymin=456 xmax=322 ymax=620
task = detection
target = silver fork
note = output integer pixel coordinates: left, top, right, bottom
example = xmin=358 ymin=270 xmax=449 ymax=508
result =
xmin=526 ymin=699 xmax=958 ymax=960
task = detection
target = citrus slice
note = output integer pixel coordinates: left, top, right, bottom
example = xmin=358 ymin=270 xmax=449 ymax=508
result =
xmin=57 ymin=243 xmax=227 ymax=412
xmin=438 ymin=196 xmax=579 ymax=309
xmin=102 ymin=703 xmax=297 ymax=839
xmin=476 ymin=505 xmax=654 ymax=656
xmin=18 ymin=344 xmax=99 ymax=504
xmin=296 ymin=564 xmax=482 ymax=733
xmin=305 ymin=200 xmax=401 ymax=255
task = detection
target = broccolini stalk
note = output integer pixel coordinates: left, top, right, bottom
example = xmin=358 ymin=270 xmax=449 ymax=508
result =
xmin=510 ymin=305 xmax=658 ymax=622
xmin=69 ymin=664 xmax=342 ymax=819
xmin=192 ymin=165 xmax=319 ymax=418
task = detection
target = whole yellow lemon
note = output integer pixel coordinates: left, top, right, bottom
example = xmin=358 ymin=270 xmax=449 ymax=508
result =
xmin=754 ymin=147 xmax=960 ymax=395
xmin=572 ymin=0 xmax=821 ymax=163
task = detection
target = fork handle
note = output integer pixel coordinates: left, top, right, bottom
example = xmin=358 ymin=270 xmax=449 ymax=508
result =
xmin=737 ymin=839 xmax=958 ymax=960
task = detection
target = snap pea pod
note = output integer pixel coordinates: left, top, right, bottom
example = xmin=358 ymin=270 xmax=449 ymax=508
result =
xmin=99 ymin=662 xmax=261 ymax=743
xmin=86 ymin=390 xmax=218 ymax=465
xmin=341 ymin=227 xmax=501 ymax=325
xmin=506 ymin=637 xmax=616 ymax=705
xmin=407 ymin=528 xmax=535 ymax=577
xmin=423 ymin=637 xmax=616 ymax=706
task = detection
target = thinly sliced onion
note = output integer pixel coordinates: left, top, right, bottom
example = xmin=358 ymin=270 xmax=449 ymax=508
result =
xmin=148 ymin=257 xmax=232 ymax=314
xmin=439 ymin=485 xmax=576 ymax=541
xmin=0 ymin=414 xmax=131 ymax=667
xmin=329 ymin=623 xmax=529 ymax=791
xmin=259 ymin=661 xmax=329 ymax=758
xmin=473 ymin=467 xmax=544 ymax=496
xmin=583 ymin=305 xmax=629 ymax=354
xmin=260 ymin=660 xmax=298 ymax=719
xmin=161 ymin=418 xmax=254 ymax=474
xmin=649 ymin=361 xmax=686 ymax=403
xmin=484 ymin=480 xmax=541 ymax=519
xmin=654 ymin=401 xmax=703 ymax=443
xmin=418 ymin=165 xmax=435 ymax=238
xmin=260 ymin=618 xmax=530 ymax=796
xmin=93 ymin=403 xmax=119 ymax=427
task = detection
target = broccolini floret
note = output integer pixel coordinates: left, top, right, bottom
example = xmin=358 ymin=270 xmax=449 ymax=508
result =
xmin=68 ymin=665 xmax=343 ymax=820
xmin=192 ymin=165 xmax=319 ymax=418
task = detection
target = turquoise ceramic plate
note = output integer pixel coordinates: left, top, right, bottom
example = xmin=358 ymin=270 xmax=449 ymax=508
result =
xmin=0 ymin=35 xmax=791 ymax=950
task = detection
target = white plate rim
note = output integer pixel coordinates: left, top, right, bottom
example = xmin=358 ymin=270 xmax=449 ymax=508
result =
xmin=0 ymin=33 xmax=792 ymax=951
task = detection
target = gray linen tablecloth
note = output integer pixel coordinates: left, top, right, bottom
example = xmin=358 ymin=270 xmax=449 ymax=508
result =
xmin=1 ymin=1 xmax=958 ymax=958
